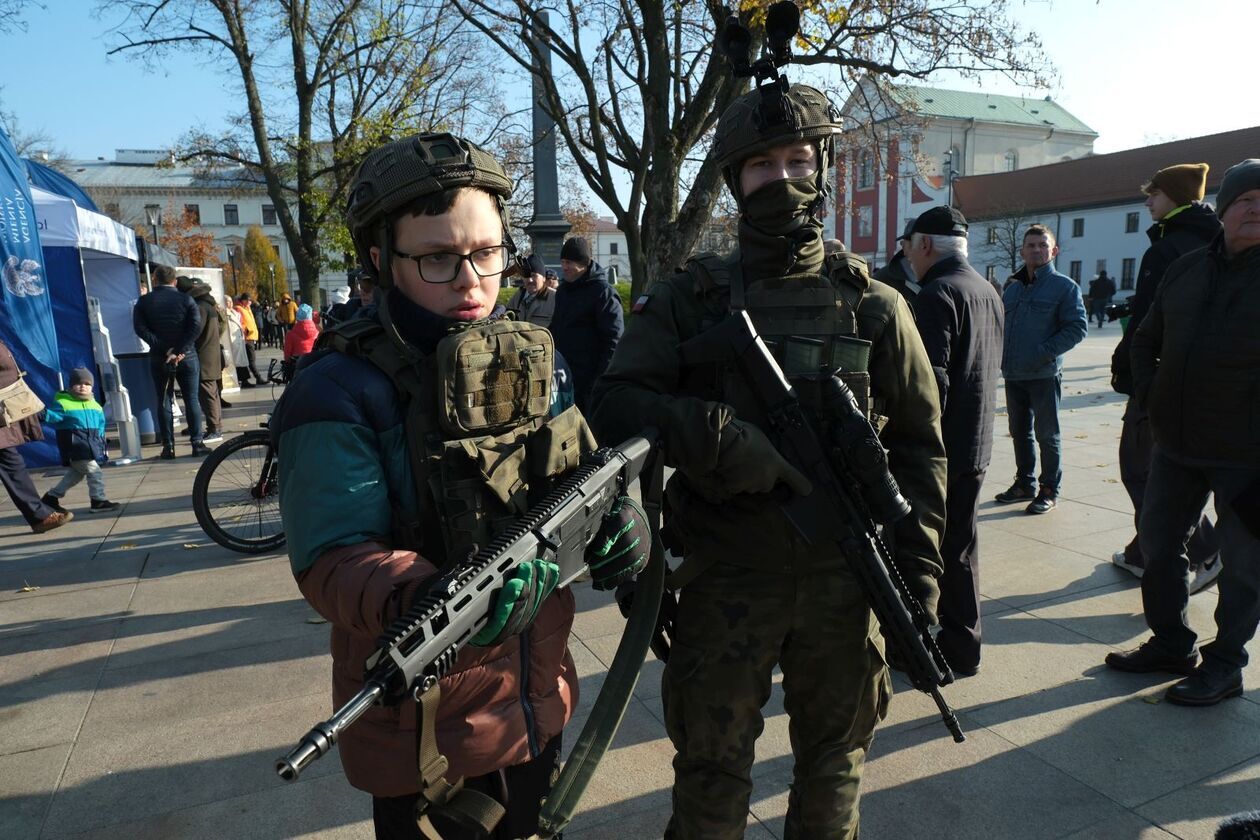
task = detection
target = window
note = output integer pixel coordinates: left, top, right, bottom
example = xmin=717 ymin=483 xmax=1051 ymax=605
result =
xmin=1068 ymin=261 xmax=1082 ymax=283
xmin=184 ymin=204 xmax=200 ymax=224
xmin=610 ymin=242 xmax=619 ymax=255
xmin=224 ymin=204 xmax=239 ymax=226
xmin=262 ymin=204 xmax=277 ymax=226
xmin=1126 ymin=212 xmax=1140 ymax=233
xmin=985 ymin=265 xmax=997 ymax=282
xmin=986 ymin=225 xmax=998 ymax=245
xmin=857 ymin=206 xmax=872 ymax=237
xmin=1004 ymin=150 xmax=1018 ymax=172
xmin=1096 ymin=259 xmax=1107 ymax=275
xmin=857 ymin=152 xmax=874 ymax=189
xmin=1071 ymin=218 xmax=1084 ymax=237
xmin=1122 ymin=258 xmax=1136 ymax=290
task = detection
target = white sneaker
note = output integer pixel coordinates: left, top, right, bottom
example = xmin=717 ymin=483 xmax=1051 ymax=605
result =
xmin=202 ymin=433 xmax=224 ymax=444
xmin=1111 ymin=550 xmax=1144 ymax=579
xmin=1189 ymin=556 xmax=1222 ymax=595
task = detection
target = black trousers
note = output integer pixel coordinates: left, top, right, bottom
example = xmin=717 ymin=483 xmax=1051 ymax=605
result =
xmin=372 ymin=736 xmax=561 ymax=840
xmin=936 ymin=469 xmax=985 ymax=671
xmin=1118 ymin=400 xmax=1218 ymax=568
xmin=0 ymin=446 xmax=53 ymax=526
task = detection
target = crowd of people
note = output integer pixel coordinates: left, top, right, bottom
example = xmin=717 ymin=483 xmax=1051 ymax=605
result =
xmin=3 ymin=81 xmax=1257 ymax=840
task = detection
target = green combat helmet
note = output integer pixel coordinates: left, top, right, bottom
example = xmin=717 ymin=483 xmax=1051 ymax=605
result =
xmin=712 ymin=81 xmax=843 ymax=210
xmin=345 ymin=132 xmax=517 ymax=289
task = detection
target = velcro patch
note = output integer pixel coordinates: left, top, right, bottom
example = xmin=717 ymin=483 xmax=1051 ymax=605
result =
xmin=632 ymin=294 xmax=652 ymax=314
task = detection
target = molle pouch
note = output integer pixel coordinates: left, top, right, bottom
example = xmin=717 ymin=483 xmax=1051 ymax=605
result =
xmin=435 ymin=319 xmax=553 ymax=437
xmin=436 ymin=425 xmax=535 ymax=554
xmin=528 ymin=405 xmax=598 ymax=483
xmin=831 ymin=335 xmax=872 ymax=373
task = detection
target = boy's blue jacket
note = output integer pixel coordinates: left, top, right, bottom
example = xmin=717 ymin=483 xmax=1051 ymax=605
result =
xmin=44 ymin=391 xmax=108 ymax=465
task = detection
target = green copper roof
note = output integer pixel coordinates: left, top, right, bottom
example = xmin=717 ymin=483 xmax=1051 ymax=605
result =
xmin=890 ymin=85 xmax=1096 ymax=135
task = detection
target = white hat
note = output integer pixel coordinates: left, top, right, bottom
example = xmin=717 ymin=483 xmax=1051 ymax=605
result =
xmin=331 ymin=286 xmax=351 ymax=305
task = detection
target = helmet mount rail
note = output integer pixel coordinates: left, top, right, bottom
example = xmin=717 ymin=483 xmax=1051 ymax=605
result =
xmin=716 ymin=1 xmax=800 ymax=87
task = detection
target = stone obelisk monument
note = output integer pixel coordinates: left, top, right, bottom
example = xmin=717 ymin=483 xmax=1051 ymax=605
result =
xmin=523 ymin=12 xmax=570 ymax=267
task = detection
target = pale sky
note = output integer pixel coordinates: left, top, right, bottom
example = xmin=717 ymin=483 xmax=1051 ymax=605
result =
xmin=1 ymin=1 xmax=1254 ymax=169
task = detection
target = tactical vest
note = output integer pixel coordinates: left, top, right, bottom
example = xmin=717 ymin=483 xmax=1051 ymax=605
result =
xmin=317 ymin=314 xmax=598 ymax=565
xmin=681 ymin=249 xmax=877 ymax=428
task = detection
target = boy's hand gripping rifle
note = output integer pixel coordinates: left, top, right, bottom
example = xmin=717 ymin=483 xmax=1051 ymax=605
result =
xmin=679 ymin=311 xmax=965 ymax=743
xmin=276 ymin=434 xmax=661 ymax=782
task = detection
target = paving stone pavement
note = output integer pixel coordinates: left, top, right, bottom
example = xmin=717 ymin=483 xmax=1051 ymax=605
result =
xmin=2 ymin=332 xmax=1257 ymax=839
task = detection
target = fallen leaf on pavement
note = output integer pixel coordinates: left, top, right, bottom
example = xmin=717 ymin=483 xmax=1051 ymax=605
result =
xmin=1142 ymin=696 xmax=1161 ymax=705
xmin=120 ymin=542 xmax=138 ymax=549
xmin=19 ymin=582 xmax=40 ymax=593
xmin=182 ymin=543 xmax=201 ymax=549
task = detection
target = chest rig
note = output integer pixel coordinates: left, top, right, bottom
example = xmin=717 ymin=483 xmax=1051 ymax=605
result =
xmin=681 ymin=250 xmax=876 ymax=426
xmin=319 ymin=315 xmax=597 ymax=565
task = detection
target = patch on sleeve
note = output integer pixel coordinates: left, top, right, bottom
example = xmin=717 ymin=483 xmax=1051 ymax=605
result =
xmin=632 ymin=294 xmax=652 ymax=314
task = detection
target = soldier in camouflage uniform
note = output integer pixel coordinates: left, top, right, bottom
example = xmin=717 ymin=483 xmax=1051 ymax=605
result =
xmin=590 ymin=83 xmax=947 ymax=839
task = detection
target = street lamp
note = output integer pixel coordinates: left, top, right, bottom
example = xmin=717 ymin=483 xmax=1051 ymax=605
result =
xmin=144 ymin=204 xmax=162 ymax=246
xmin=225 ymin=244 xmax=238 ymax=296
xmin=944 ymin=150 xmax=960 ymax=208
xmin=268 ymin=263 xmax=276 ymax=302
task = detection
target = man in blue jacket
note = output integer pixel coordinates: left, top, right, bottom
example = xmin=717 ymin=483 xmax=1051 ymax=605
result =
xmin=550 ymin=236 xmax=623 ymax=412
xmin=994 ymin=224 xmax=1087 ymax=514
xmin=132 ymin=264 xmax=208 ymax=458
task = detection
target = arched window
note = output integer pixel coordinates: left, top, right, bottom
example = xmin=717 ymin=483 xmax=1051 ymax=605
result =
xmin=1005 ymin=149 xmax=1018 ymax=172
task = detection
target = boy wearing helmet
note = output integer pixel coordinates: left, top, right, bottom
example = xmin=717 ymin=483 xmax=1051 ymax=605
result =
xmin=272 ymin=134 xmax=641 ymax=839
xmin=591 ymin=83 xmax=947 ymax=838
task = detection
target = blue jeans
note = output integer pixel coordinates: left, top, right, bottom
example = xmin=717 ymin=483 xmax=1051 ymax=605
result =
xmin=150 ymin=355 xmax=203 ymax=448
xmin=1005 ymin=375 xmax=1062 ymax=494
xmin=1140 ymin=448 xmax=1260 ymax=673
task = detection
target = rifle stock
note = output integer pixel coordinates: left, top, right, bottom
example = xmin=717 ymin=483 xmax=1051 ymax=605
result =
xmin=276 ymin=435 xmax=655 ymax=781
xmin=679 ymin=311 xmax=964 ymax=743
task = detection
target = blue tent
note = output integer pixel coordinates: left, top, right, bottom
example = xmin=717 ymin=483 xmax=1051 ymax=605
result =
xmin=24 ymin=157 xmax=99 ymax=212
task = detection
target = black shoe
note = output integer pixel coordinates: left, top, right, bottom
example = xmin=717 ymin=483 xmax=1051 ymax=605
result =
xmin=1165 ymin=668 xmax=1243 ymax=707
xmin=221 ymin=399 xmax=233 ymax=408
xmin=1104 ymin=641 xmax=1199 ymax=676
xmin=994 ymin=483 xmax=1037 ymax=504
xmin=159 ymin=447 xmax=176 ymax=460
xmin=240 ymin=381 xmax=257 ymax=388
xmin=41 ymin=493 xmax=68 ymax=514
xmin=190 ymin=443 xmax=212 ymax=457
xmin=89 ymin=499 xmax=121 ymax=514
xmin=1025 ymin=489 xmax=1057 ymax=515
xmin=181 ymin=427 xmax=191 ymax=436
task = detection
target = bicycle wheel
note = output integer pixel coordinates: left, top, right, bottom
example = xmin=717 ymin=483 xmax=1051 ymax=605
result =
xmin=192 ymin=432 xmax=286 ymax=554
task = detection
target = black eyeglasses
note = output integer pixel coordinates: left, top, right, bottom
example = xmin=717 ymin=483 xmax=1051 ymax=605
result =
xmin=392 ymin=244 xmax=511 ymax=284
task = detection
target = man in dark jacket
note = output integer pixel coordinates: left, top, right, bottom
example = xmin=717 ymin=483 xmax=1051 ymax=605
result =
xmin=178 ymin=276 xmax=225 ymax=443
xmin=995 ymin=225 xmax=1088 ymax=514
xmin=1110 ymin=163 xmax=1221 ymax=588
xmin=132 ymin=264 xmax=207 ymax=458
xmin=551 ymin=236 xmax=624 ymax=411
xmin=874 ymin=220 xmax=920 ymax=302
xmin=1104 ymin=159 xmax=1260 ymax=707
xmin=906 ymin=206 xmax=1004 ymax=675
xmin=1087 ymin=271 xmax=1116 ymax=328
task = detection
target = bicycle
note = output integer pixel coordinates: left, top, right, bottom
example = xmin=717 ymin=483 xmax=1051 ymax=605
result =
xmin=191 ymin=421 xmax=284 ymax=553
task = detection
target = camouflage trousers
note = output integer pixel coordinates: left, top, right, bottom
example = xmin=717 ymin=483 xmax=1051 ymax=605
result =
xmin=662 ymin=561 xmax=890 ymax=840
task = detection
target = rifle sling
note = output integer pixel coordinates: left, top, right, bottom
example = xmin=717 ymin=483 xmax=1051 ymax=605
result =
xmin=535 ymin=447 xmax=668 ymax=838
xmin=413 ymin=683 xmax=506 ymax=839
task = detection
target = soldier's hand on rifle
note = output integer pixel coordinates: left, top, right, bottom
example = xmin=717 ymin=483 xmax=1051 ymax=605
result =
xmin=690 ymin=418 xmax=812 ymax=501
xmin=470 ymin=559 xmax=561 ymax=646
xmin=587 ymin=496 xmax=651 ymax=591
xmin=902 ymin=568 xmax=941 ymax=627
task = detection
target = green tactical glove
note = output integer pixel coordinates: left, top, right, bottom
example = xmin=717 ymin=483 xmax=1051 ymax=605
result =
xmin=689 ymin=418 xmax=813 ymax=502
xmin=470 ymin=559 xmax=561 ymax=647
xmin=587 ymin=496 xmax=651 ymax=591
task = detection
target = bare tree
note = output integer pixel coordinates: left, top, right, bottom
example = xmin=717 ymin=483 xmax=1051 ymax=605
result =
xmin=0 ymin=1 xmax=43 ymax=35
xmin=104 ymin=0 xmax=508 ymax=303
xmin=450 ymin=0 xmax=1052 ymax=296
xmin=976 ymin=205 xmax=1040 ymax=278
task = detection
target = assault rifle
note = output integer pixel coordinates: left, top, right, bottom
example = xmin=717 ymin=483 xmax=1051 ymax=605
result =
xmin=276 ymin=435 xmax=655 ymax=782
xmin=679 ymin=311 xmax=965 ymax=743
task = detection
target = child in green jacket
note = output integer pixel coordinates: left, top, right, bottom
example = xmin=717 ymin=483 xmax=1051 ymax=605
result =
xmin=41 ymin=368 xmax=120 ymax=514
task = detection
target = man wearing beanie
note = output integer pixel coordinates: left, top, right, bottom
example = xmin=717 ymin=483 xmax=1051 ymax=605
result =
xmin=550 ymin=236 xmax=624 ymax=411
xmin=507 ymin=253 xmax=556 ymax=328
xmin=1110 ymin=163 xmax=1221 ymax=588
xmin=1105 ymin=159 xmax=1260 ymax=707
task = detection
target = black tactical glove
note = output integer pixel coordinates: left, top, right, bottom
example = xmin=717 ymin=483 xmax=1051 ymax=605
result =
xmin=901 ymin=568 xmax=940 ymax=627
xmin=587 ymin=496 xmax=651 ymax=590
xmin=689 ymin=418 xmax=813 ymax=502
